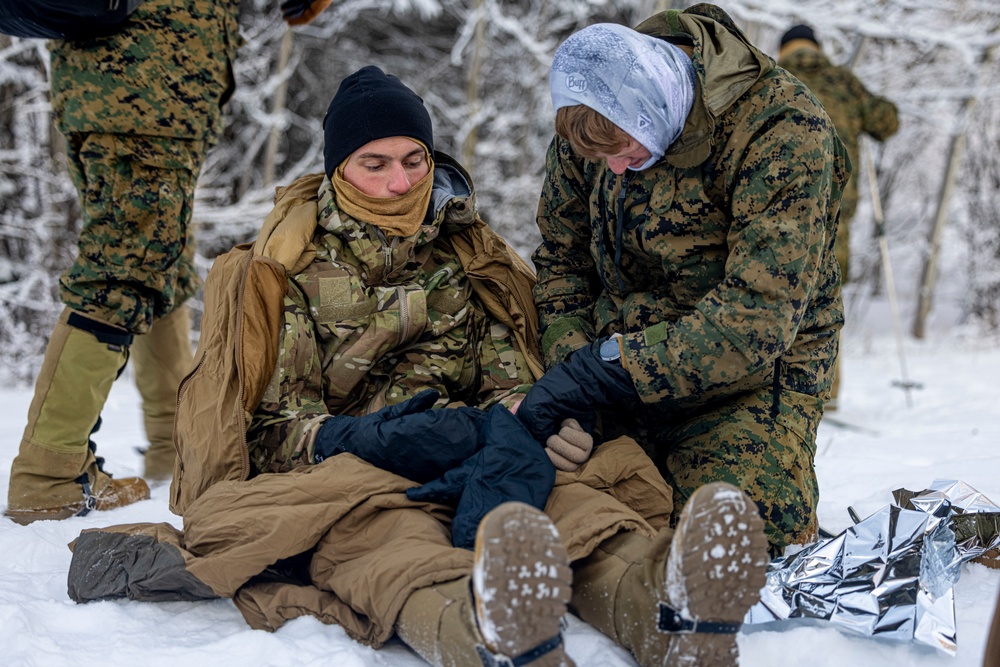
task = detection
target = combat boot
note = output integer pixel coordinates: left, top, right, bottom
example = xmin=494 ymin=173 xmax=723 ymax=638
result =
xmin=5 ymin=309 xmax=149 ymax=525
xmin=132 ymin=305 xmax=193 ymax=481
xmin=572 ymin=481 xmax=769 ymax=667
xmin=396 ymin=502 xmax=575 ymax=667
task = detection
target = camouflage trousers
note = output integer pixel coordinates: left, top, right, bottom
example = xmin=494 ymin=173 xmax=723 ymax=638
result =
xmin=652 ymin=387 xmax=822 ymax=552
xmin=60 ymin=133 xmax=206 ymax=334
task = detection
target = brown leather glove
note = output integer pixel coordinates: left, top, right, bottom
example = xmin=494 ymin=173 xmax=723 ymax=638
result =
xmin=545 ymin=418 xmax=594 ymax=472
xmin=281 ymin=0 xmax=334 ymax=26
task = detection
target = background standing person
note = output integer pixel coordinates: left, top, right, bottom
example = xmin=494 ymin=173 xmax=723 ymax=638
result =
xmin=519 ymin=4 xmax=849 ymax=554
xmin=4 ymin=0 xmax=333 ymax=524
xmin=778 ymin=23 xmax=900 ymax=409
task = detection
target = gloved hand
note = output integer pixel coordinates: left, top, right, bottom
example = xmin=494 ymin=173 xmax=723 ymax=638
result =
xmin=407 ymin=405 xmax=554 ymax=549
xmin=545 ymin=418 xmax=593 ymax=472
xmin=516 ymin=337 xmax=637 ymax=443
xmin=313 ymin=390 xmax=488 ymax=483
xmin=280 ymin=0 xmax=334 ymax=26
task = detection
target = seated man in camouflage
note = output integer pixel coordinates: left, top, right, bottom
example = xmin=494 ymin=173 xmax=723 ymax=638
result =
xmin=67 ymin=66 xmax=769 ymax=667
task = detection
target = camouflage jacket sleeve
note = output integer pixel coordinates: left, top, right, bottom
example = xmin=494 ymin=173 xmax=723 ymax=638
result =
xmin=472 ymin=317 xmax=534 ymax=410
xmin=617 ymin=104 xmax=844 ymax=403
xmin=854 ymin=75 xmax=899 ymax=143
xmin=246 ymin=282 xmax=330 ymax=473
xmin=532 ymin=137 xmax=599 ymax=368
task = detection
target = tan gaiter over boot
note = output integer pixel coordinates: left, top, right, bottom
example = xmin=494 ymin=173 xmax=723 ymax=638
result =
xmin=572 ymin=483 xmax=769 ymax=667
xmin=398 ymin=577 xmax=574 ymax=667
xmin=5 ymin=309 xmax=150 ymax=525
xmin=397 ymin=577 xmax=484 ymax=667
xmin=396 ymin=503 xmax=574 ymax=667
xmin=571 ymin=529 xmax=670 ymax=666
xmin=132 ymin=305 xmax=193 ymax=481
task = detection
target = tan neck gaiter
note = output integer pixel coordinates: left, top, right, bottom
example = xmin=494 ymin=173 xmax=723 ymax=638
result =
xmin=332 ymin=155 xmax=435 ymax=238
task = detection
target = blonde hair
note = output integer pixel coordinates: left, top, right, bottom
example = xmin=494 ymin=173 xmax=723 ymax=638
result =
xmin=554 ymin=105 xmax=630 ymax=158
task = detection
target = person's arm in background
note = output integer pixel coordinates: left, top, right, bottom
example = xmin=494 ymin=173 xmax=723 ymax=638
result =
xmin=851 ymin=70 xmax=899 ymax=142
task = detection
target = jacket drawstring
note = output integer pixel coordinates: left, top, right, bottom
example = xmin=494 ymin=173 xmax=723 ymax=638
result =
xmin=611 ymin=172 xmax=633 ymax=293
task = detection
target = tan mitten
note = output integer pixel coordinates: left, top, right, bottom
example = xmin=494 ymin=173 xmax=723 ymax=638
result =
xmin=545 ymin=418 xmax=594 ymax=472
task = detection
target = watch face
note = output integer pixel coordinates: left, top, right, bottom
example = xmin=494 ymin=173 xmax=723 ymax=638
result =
xmin=600 ymin=338 xmax=621 ymax=361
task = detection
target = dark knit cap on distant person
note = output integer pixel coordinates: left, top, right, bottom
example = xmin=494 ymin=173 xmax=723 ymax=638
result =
xmin=323 ymin=66 xmax=434 ymax=176
xmin=780 ymin=24 xmax=819 ymax=48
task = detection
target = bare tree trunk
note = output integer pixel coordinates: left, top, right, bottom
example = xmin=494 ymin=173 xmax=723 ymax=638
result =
xmin=263 ymin=29 xmax=294 ymax=187
xmin=462 ymin=0 xmax=486 ymax=172
xmin=911 ymin=96 xmax=975 ymax=339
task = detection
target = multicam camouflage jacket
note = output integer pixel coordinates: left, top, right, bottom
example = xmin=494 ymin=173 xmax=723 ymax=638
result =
xmin=533 ymin=5 xmax=849 ymax=415
xmin=778 ymin=45 xmax=899 ymax=221
xmin=246 ymin=156 xmax=541 ymax=473
xmin=49 ymin=0 xmax=242 ymax=141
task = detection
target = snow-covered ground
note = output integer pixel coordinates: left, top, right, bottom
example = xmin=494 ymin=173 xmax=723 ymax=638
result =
xmin=2 ymin=296 xmax=999 ymax=666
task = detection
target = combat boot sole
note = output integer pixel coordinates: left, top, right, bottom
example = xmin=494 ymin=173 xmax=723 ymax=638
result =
xmin=662 ymin=482 xmax=769 ymax=667
xmin=6 ymin=476 xmax=150 ymax=526
xmin=472 ymin=502 xmax=575 ymax=667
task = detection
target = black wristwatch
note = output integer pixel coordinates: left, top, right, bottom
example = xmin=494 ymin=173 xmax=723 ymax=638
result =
xmin=599 ymin=333 xmax=622 ymax=363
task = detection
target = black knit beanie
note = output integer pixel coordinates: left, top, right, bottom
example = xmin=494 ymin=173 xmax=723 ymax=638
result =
xmin=323 ymin=66 xmax=434 ymax=176
xmin=780 ymin=24 xmax=819 ymax=48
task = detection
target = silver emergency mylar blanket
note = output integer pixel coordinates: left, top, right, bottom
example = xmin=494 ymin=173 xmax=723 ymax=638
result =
xmin=745 ymin=479 xmax=1000 ymax=655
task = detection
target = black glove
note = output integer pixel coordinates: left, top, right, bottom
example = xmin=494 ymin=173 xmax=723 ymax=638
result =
xmin=406 ymin=405 xmax=554 ymax=549
xmin=516 ymin=337 xmax=637 ymax=443
xmin=313 ymin=390 xmax=488 ymax=483
xmin=281 ymin=0 xmax=312 ymax=20
xmin=279 ymin=0 xmax=312 ymax=21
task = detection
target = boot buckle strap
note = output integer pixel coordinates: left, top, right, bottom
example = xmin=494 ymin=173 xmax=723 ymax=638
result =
xmin=74 ymin=473 xmax=98 ymax=517
xmin=658 ymin=603 xmax=742 ymax=635
xmin=475 ymin=634 xmax=563 ymax=667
